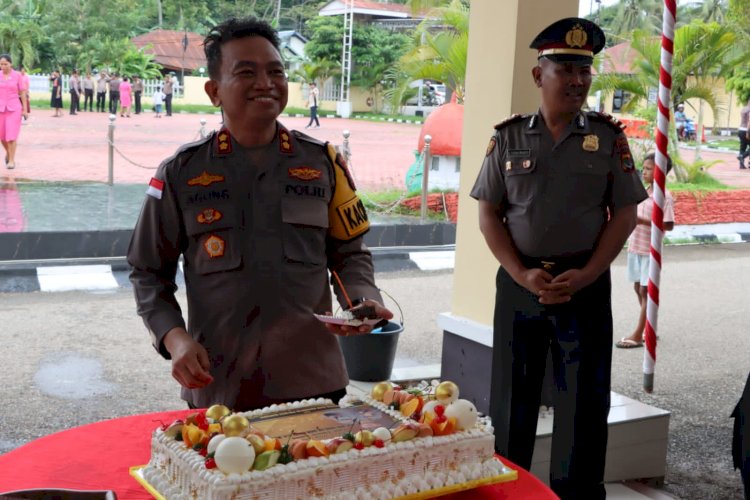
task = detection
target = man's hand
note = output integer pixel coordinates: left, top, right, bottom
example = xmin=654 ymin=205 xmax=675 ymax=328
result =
xmin=540 ymin=268 xmax=597 ymax=304
xmin=163 ymin=327 xmax=214 ymax=389
xmin=324 ymin=299 xmax=394 ymax=337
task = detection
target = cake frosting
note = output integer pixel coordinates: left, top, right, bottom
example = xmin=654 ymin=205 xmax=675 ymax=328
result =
xmin=140 ymin=385 xmax=514 ymax=499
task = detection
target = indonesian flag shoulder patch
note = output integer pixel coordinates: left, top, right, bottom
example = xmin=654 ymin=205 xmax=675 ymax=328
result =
xmin=146 ymin=177 xmax=165 ymax=199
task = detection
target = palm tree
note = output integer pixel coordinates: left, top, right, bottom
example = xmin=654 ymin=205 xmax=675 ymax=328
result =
xmin=385 ymin=0 xmax=468 ymax=113
xmin=592 ymin=21 xmax=738 ymax=180
xmin=0 ymin=18 xmax=44 ymax=69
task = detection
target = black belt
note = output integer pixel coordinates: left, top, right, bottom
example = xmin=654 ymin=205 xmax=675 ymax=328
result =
xmin=518 ymin=252 xmax=592 ymax=274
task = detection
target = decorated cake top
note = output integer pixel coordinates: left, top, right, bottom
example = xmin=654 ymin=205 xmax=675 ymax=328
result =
xmin=156 ymin=380 xmax=488 ymax=476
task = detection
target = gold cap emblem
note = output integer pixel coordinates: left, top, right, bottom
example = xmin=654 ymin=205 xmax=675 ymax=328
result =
xmin=565 ymin=24 xmax=588 ymax=48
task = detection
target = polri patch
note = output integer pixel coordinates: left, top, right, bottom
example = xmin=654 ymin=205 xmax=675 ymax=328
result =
xmin=197 ymin=208 xmax=223 ymax=224
xmin=615 ymin=135 xmax=635 ymax=171
xmin=288 ymin=167 xmax=321 ymax=181
xmin=188 ymin=171 xmax=225 ymax=187
xmin=336 ymin=153 xmax=356 ymax=190
xmin=203 ymin=234 xmax=225 ymax=258
xmin=486 ymin=137 xmax=496 ymax=157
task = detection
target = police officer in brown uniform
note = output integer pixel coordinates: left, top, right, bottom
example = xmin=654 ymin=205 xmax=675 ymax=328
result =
xmin=127 ymin=17 xmax=392 ymax=412
xmin=471 ymin=18 xmax=647 ymax=499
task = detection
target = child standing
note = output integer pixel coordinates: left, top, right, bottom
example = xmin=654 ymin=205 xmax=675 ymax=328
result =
xmin=616 ymin=153 xmax=675 ymax=348
xmin=152 ymin=86 xmax=165 ymax=118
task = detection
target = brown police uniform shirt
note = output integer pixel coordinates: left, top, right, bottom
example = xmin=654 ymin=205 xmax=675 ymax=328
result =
xmin=471 ymin=111 xmax=647 ymax=258
xmin=128 ymin=123 xmax=381 ymax=409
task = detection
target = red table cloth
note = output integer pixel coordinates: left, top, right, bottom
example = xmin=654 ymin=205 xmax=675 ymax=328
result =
xmin=0 ymin=409 xmax=558 ymax=499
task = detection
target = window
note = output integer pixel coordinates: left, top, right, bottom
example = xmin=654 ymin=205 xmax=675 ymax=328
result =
xmin=612 ymin=89 xmax=630 ymax=113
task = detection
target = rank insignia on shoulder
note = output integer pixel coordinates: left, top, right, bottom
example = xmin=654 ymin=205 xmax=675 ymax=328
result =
xmin=615 ymin=135 xmax=635 ymax=172
xmin=582 ymin=134 xmax=599 ymax=152
xmin=589 ymin=111 xmax=626 ymax=132
xmin=203 ymin=234 xmax=226 ymax=258
xmin=288 ymin=166 xmax=321 ymax=181
xmin=486 ymin=137 xmax=496 ymax=157
xmin=215 ymin=130 xmax=232 ymax=155
xmin=279 ymin=128 xmax=293 ymax=154
xmin=494 ymin=114 xmax=527 ymax=130
xmin=197 ymin=208 xmax=223 ymax=224
xmin=188 ymin=171 xmax=225 ymax=187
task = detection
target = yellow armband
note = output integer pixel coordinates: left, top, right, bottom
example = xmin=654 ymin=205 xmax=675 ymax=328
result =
xmin=326 ymin=143 xmax=370 ymax=241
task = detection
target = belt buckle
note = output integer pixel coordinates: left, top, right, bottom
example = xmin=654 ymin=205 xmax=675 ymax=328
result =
xmin=540 ymin=260 xmax=555 ymax=271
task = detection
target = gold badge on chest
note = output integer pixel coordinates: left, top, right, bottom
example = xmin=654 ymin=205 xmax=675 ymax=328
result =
xmin=582 ymin=134 xmax=599 ymax=152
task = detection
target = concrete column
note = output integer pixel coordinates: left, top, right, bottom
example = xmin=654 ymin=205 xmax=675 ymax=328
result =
xmin=439 ymin=0 xmax=579 ymax=412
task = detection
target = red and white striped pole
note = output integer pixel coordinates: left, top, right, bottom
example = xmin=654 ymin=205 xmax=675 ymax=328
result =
xmin=644 ymin=0 xmax=676 ymax=393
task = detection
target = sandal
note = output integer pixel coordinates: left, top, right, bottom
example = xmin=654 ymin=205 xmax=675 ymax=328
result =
xmin=7 ymin=163 xmax=15 ymax=170
xmin=615 ymin=338 xmax=643 ymax=349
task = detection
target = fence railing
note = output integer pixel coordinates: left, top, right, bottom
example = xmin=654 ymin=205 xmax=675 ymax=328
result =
xmin=29 ymin=74 xmax=183 ymax=98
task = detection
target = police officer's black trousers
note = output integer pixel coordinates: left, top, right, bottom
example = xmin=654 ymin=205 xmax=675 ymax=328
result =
xmin=489 ymin=266 xmax=612 ymax=500
xmin=96 ymin=92 xmax=106 ymax=112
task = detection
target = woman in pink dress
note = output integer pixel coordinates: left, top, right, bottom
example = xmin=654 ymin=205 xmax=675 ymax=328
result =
xmin=119 ymin=76 xmax=132 ymax=117
xmin=0 ymin=54 xmax=28 ymax=169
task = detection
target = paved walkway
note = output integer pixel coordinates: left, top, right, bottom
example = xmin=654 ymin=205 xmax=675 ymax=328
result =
xmin=5 ymin=110 xmax=422 ymax=190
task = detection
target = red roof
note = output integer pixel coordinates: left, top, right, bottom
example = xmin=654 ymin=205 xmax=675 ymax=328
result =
xmin=417 ymin=102 xmax=463 ymax=156
xmin=132 ymin=30 xmax=206 ymax=72
xmin=601 ymin=41 xmax=636 ymax=74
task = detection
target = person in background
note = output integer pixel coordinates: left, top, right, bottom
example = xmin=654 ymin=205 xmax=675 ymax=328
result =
xmin=82 ymin=72 xmax=94 ymax=112
xmin=471 ymin=17 xmax=647 ymax=500
xmin=68 ymin=70 xmax=81 ymax=115
xmin=119 ymin=76 xmax=132 ymax=117
xmin=127 ymin=16 xmax=392 ymax=412
xmin=19 ymin=65 xmax=30 ymax=118
xmin=49 ymin=70 xmax=63 ymax=117
xmin=0 ymin=54 xmax=29 ymax=169
xmin=96 ymin=71 xmax=107 ymax=112
xmin=674 ymin=103 xmax=687 ymax=140
xmin=738 ymin=99 xmax=750 ymax=170
xmin=133 ymin=75 xmax=144 ymax=115
xmin=162 ymin=73 xmax=173 ymax=116
xmin=305 ymin=82 xmax=320 ymax=129
xmin=152 ymin=85 xmax=165 ymax=118
xmin=108 ymin=73 xmax=121 ymax=114
xmin=616 ymin=153 xmax=674 ymax=349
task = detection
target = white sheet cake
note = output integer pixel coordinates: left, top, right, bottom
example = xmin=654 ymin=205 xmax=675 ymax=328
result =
xmin=139 ymin=389 xmax=514 ymax=499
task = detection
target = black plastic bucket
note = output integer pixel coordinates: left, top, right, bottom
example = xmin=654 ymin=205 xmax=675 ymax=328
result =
xmin=338 ymin=321 xmax=403 ymax=382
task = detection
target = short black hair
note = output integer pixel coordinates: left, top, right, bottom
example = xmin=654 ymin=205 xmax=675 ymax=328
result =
xmin=203 ymin=17 xmax=281 ymax=80
xmin=0 ymin=54 xmax=11 ymax=63
xmin=644 ymin=152 xmax=673 ymax=174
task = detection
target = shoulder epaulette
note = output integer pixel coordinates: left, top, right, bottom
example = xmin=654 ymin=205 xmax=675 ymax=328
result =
xmin=174 ymin=133 xmax=212 ymax=155
xmin=292 ymin=129 xmax=326 ymax=147
xmin=587 ymin=111 xmax=626 ymax=133
xmin=494 ymin=114 xmax=528 ymax=130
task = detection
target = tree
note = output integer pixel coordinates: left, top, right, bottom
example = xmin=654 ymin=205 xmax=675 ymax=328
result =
xmin=0 ymin=18 xmax=44 ymax=69
xmin=591 ymin=21 xmax=739 ymax=180
xmin=384 ymin=0 xmax=468 ymax=112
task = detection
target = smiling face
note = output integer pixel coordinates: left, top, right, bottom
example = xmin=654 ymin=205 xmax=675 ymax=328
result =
xmin=204 ymin=36 xmax=288 ymax=140
xmin=533 ymin=57 xmax=592 ymax=117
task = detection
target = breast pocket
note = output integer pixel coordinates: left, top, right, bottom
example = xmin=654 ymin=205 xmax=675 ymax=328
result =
xmin=281 ymin=197 xmax=329 ymax=266
xmin=183 ymin=206 xmax=242 ymax=275
xmin=504 ymin=159 xmax=538 ymax=203
xmin=570 ymin=160 xmax=610 ymax=203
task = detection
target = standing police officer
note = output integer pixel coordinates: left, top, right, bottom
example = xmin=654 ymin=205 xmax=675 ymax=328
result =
xmin=127 ymin=17 xmax=392 ymax=412
xmin=471 ymin=18 xmax=647 ymax=499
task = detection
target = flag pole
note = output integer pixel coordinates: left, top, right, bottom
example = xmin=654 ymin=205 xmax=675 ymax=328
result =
xmin=644 ymin=0 xmax=676 ymax=393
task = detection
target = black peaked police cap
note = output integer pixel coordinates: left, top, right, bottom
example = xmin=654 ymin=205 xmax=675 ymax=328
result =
xmin=530 ymin=17 xmax=605 ymax=66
